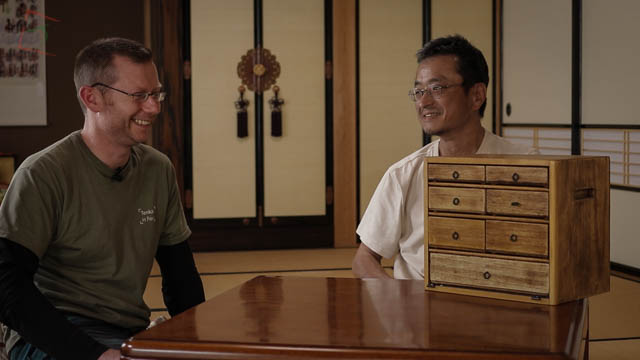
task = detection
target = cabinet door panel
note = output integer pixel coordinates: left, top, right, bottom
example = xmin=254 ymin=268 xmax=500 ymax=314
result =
xmin=191 ymin=0 xmax=255 ymax=219
xmin=263 ymin=0 xmax=326 ymax=217
xmin=359 ymin=0 xmax=422 ymax=217
xmin=502 ymin=0 xmax=571 ymax=125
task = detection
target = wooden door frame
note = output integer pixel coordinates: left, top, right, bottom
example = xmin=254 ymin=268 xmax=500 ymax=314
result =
xmin=149 ymin=0 xmax=349 ymax=250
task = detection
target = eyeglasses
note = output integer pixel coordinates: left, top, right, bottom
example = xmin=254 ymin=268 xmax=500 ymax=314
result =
xmin=91 ymin=82 xmax=166 ymax=103
xmin=408 ymin=83 xmax=463 ymax=102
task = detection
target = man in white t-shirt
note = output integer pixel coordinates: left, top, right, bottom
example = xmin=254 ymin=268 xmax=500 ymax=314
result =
xmin=352 ymin=35 xmax=536 ymax=279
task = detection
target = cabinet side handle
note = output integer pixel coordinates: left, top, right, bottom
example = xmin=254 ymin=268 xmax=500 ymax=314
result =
xmin=574 ymin=188 xmax=594 ymax=200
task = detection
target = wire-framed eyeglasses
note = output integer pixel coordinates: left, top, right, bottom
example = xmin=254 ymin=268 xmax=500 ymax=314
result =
xmin=91 ymin=82 xmax=167 ymax=103
xmin=408 ymin=83 xmax=463 ymax=102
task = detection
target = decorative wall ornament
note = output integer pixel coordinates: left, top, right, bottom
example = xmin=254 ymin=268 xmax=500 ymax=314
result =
xmin=237 ymin=47 xmax=280 ymax=94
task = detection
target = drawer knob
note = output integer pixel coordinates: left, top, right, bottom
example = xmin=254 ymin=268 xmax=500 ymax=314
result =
xmin=452 ymin=197 xmax=460 ymax=206
xmin=512 ymin=173 xmax=520 ymax=182
xmin=511 ymin=201 xmax=521 ymax=207
xmin=483 ymin=271 xmax=491 ymax=280
xmin=452 ymin=171 xmax=460 ymax=179
xmin=510 ymin=234 xmax=518 ymax=242
xmin=452 ymin=232 xmax=459 ymax=240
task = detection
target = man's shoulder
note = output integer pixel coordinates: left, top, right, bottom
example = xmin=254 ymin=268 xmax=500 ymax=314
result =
xmin=386 ymin=141 xmax=439 ymax=174
xmin=479 ymin=131 xmax=536 ymax=155
xmin=19 ymin=132 xmax=80 ymax=173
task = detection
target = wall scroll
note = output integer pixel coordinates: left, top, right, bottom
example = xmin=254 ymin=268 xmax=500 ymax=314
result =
xmin=0 ymin=0 xmax=52 ymax=126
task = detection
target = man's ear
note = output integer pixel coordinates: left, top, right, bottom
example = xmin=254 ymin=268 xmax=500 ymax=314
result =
xmin=78 ymin=86 xmax=103 ymax=113
xmin=470 ymin=83 xmax=487 ymax=112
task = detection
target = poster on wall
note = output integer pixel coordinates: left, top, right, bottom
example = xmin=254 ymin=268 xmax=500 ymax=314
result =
xmin=0 ymin=0 xmax=49 ymax=126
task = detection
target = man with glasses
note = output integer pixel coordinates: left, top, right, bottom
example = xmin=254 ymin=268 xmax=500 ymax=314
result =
xmin=0 ymin=38 xmax=204 ymax=360
xmin=352 ymin=35 xmax=535 ymax=280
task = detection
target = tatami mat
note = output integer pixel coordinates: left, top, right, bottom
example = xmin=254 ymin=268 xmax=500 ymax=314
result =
xmin=590 ymin=276 xmax=640 ymax=340
xmin=589 ymin=339 xmax=640 ymax=360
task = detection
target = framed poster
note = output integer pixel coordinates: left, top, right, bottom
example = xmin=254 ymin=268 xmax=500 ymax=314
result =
xmin=0 ymin=0 xmax=48 ymax=126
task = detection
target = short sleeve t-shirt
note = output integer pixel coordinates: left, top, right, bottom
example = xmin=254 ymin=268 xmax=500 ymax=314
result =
xmin=0 ymin=131 xmax=190 ymax=331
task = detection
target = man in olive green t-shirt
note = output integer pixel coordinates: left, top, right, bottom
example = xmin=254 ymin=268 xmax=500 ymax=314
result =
xmin=0 ymin=38 xmax=204 ymax=360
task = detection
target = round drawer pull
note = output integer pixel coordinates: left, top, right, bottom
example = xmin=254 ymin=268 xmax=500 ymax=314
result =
xmin=452 ymin=232 xmax=459 ymax=240
xmin=483 ymin=271 xmax=491 ymax=280
xmin=452 ymin=197 xmax=460 ymax=206
xmin=510 ymin=234 xmax=518 ymax=242
xmin=512 ymin=173 xmax=520 ymax=182
xmin=452 ymin=171 xmax=460 ymax=179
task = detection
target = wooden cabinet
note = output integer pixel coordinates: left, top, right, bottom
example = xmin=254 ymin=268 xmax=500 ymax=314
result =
xmin=424 ymin=155 xmax=610 ymax=305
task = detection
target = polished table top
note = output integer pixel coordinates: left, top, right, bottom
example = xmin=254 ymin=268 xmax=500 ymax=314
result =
xmin=122 ymin=276 xmax=588 ymax=359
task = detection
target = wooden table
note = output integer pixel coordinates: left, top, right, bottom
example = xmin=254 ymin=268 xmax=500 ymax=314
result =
xmin=122 ymin=276 xmax=588 ymax=359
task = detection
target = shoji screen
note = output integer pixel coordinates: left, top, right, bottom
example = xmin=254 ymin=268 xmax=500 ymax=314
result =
xmin=359 ymin=0 xmax=422 ymax=217
xmin=431 ymin=0 xmax=493 ymax=131
xmin=191 ymin=0 xmax=255 ymax=219
xmin=583 ymin=0 xmax=640 ymax=268
xmin=502 ymin=0 xmax=571 ymax=126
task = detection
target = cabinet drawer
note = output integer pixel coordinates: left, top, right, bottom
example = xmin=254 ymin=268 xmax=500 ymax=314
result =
xmin=429 ymin=253 xmax=549 ymax=295
xmin=428 ymin=164 xmax=485 ymax=183
xmin=486 ymin=190 xmax=548 ymax=217
xmin=486 ymin=166 xmax=548 ymax=186
xmin=486 ymin=221 xmax=548 ymax=257
xmin=428 ymin=187 xmax=485 ymax=213
xmin=428 ymin=217 xmax=485 ymax=250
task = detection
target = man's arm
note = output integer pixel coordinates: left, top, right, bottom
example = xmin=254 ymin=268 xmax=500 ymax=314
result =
xmin=352 ymin=243 xmax=392 ymax=279
xmin=0 ymin=238 xmax=108 ymax=360
xmin=155 ymin=239 xmax=205 ymax=316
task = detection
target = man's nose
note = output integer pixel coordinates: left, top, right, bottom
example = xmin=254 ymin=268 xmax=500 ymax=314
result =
xmin=142 ymin=97 xmax=161 ymax=115
xmin=416 ymin=91 xmax=435 ymax=107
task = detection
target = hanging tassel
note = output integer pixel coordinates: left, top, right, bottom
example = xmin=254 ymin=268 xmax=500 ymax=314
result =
xmin=235 ymin=85 xmax=249 ymax=138
xmin=271 ymin=109 xmax=282 ymax=137
xmin=237 ymin=110 xmax=248 ymax=138
xmin=269 ymin=85 xmax=284 ymax=137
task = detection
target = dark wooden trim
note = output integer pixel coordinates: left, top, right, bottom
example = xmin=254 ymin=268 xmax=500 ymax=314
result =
xmin=571 ymin=0 xmax=582 ymax=155
xmin=494 ymin=0 xmax=502 ymax=136
xmin=188 ymin=222 xmax=332 ymax=251
xmin=422 ymin=0 xmax=432 ymax=146
xmin=325 ymin=0 xmax=335 ymax=231
xmin=501 ymin=123 xmax=572 ymax=128
xmin=150 ymin=0 xmax=186 ymax=200
xmin=611 ymin=185 xmax=640 ymax=193
xmin=500 ymin=123 xmax=640 ymax=130
xmin=183 ymin=0 xmax=193 ymax=203
xmin=355 ymin=0 xmax=361 ymax=222
xmin=582 ymin=124 xmax=640 ymax=130
xmin=611 ymin=261 xmax=640 ymax=281
xmin=254 ymin=0 xmax=265 ymax=224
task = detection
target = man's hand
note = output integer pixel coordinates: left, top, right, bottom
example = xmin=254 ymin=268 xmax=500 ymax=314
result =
xmin=352 ymin=243 xmax=393 ymax=279
xmin=97 ymin=349 xmax=120 ymax=360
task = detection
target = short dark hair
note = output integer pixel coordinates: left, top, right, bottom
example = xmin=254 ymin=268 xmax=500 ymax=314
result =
xmin=416 ymin=35 xmax=489 ymax=117
xmin=74 ymin=37 xmax=152 ymax=114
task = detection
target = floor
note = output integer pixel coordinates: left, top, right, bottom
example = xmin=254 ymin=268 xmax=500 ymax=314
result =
xmin=144 ymin=248 xmax=640 ymax=359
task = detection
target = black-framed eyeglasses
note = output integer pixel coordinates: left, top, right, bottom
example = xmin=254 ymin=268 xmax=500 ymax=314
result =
xmin=91 ymin=82 xmax=166 ymax=103
xmin=408 ymin=83 xmax=463 ymax=102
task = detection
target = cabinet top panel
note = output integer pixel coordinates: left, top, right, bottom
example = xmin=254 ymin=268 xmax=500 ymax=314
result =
xmin=425 ymin=154 xmax=609 ymax=166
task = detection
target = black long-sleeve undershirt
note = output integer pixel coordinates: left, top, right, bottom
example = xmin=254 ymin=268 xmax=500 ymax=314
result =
xmin=0 ymin=237 xmax=205 ymax=359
